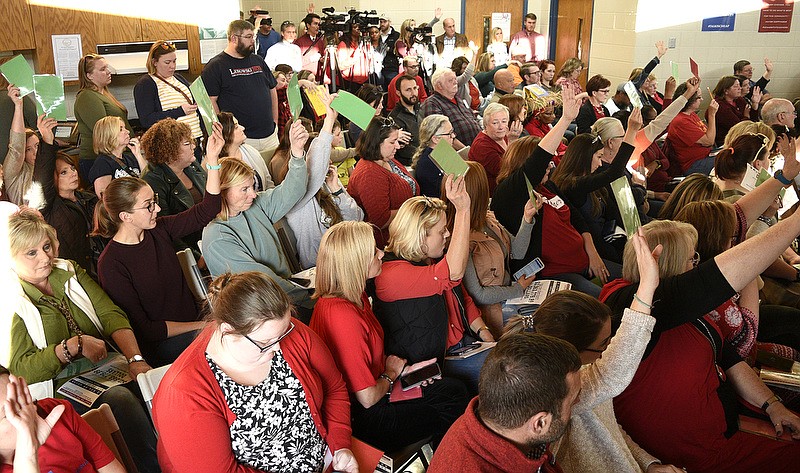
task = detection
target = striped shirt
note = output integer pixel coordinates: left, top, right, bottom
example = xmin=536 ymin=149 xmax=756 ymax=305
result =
xmin=153 ymin=74 xmax=202 ymax=139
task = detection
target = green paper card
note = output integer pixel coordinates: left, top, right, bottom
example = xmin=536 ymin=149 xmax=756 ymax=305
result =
xmin=33 ymin=75 xmax=66 ymax=120
xmin=670 ymin=61 xmax=679 ymax=82
xmin=524 ymin=175 xmax=536 ymax=202
xmin=288 ymin=74 xmax=303 ymax=121
xmin=0 ymin=55 xmax=35 ymax=97
xmin=430 ymin=139 xmax=468 ymax=177
xmin=330 ymin=90 xmax=376 ymax=131
xmin=190 ymin=77 xmax=218 ymax=135
xmin=610 ymin=176 xmax=641 ymax=237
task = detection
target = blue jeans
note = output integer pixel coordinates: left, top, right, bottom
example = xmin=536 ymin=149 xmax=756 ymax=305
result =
xmin=685 ymin=156 xmax=716 ymax=175
xmin=550 ymin=259 xmax=622 ymax=298
xmin=443 ymin=342 xmax=491 ymax=396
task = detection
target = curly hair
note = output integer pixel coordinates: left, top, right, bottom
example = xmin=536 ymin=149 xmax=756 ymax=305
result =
xmin=140 ymin=118 xmax=193 ymax=165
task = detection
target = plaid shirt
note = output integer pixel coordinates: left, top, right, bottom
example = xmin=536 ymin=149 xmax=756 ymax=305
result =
xmin=420 ymin=92 xmax=481 ymax=145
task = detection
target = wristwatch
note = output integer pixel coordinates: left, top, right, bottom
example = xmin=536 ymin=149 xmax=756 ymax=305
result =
xmin=127 ymin=354 xmax=146 ymax=365
xmin=774 ymin=169 xmax=792 ymax=186
xmin=762 ymin=393 xmax=783 ymax=411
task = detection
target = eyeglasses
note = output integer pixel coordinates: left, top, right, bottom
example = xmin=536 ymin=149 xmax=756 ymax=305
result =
xmin=130 ymin=193 xmax=159 ymax=213
xmin=691 ymin=251 xmax=700 ymax=267
xmin=235 ymin=33 xmax=255 ymax=40
xmin=243 ymin=321 xmax=295 ymax=353
xmin=582 ymin=337 xmax=611 ymax=354
xmin=435 ymin=130 xmax=456 ymax=138
xmin=598 ymin=88 xmax=611 ymax=93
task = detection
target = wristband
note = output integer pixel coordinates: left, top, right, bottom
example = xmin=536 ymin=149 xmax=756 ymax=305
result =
xmin=76 ymin=334 xmax=83 ymax=356
xmin=379 ymin=373 xmax=394 ymax=393
xmin=774 ymin=169 xmax=792 ymax=186
xmin=206 ymin=163 xmax=221 ymax=170
xmin=633 ymin=293 xmax=653 ymax=309
xmin=61 ymin=339 xmax=73 ymax=364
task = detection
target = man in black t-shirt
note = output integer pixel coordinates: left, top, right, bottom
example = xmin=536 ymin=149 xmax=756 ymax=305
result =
xmin=202 ymin=19 xmax=279 ymax=163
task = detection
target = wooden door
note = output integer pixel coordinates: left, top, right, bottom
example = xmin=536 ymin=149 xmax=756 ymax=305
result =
xmin=555 ymin=0 xmax=594 ymax=88
xmin=464 ymin=0 xmax=524 ymax=54
xmin=96 ymin=14 xmax=143 ymax=44
xmin=0 ymin=0 xmax=35 ymax=51
xmin=141 ymin=20 xmax=189 ymax=42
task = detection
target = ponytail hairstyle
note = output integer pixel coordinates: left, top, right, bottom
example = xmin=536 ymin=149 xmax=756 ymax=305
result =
xmin=503 ymin=290 xmax=611 ymax=353
xmin=206 ymin=272 xmax=292 ymax=335
xmin=92 ymin=177 xmax=148 ymax=238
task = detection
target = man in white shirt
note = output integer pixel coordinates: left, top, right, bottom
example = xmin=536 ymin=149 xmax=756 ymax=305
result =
xmin=266 ymin=21 xmax=303 ymax=72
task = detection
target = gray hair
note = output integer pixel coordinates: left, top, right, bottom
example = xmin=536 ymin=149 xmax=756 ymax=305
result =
xmin=430 ymin=68 xmax=452 ymax=90
xmin=482 ymin=103 xmax=510 ymax=127
xmin=761 ymin=98 xmax=793 ymax=126
xmin=412 ymin=114 xmax=450 ymax=167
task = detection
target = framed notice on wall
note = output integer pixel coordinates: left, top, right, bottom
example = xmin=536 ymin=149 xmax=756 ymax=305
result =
xmin=759 ymin=0 xmax=794 ymax=33
xmin=51 ymin=34 xmax=82 ymax=81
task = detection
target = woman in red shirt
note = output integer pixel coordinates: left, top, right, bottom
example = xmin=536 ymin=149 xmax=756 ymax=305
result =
xmin=468 ymin=103 xmax=519 ymax=194
xmin=348 ymin=116 xmax=420 ymax=248
xmin=310 ymin=221 xmax=469 ymax=451
xmin=708 ymin=75 xmax=762 ymax=147
xmin=153 ymin=272 xmax=357 ymax=473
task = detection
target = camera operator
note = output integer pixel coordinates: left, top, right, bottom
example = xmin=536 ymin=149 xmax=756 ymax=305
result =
xmin=337 ymin=20 xmax=371 ymax=93
xmin=378 ymin=15 xmax=400 ymax=88
xmin=295 ymin=13 xmax=326 ymax=79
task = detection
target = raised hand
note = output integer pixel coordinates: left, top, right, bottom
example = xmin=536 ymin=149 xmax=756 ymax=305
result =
xmin=664 ymin=76 xmax=677 ymax=99
xmin=7 ymin=84 xmax=22 ymax=106
xmin=778 ymin=135 xmax=799 ymax=180
xmin=764 ymin=57 xmax=774 ymax=73
xmin=289 ymin=119 xmax=310 ymax=157
xmin=655 ymin=40 xmax=667 ymax=59
xmin=5 ymin=374 xmax=65 ymax=454
xmin=434 ymin=7 xmax=442 ymax=19
xmin=560 ymin=85 xmax=581 ymax=122
xmin=631 ymin=226 xmax=662 ymax=304
xmin=444 ymin=174 xmax=470 ymax=212
xmin=508 ymin=120 xmax=523 ymax=141
xmin=36 ymin=114 xmax=58 ymax=145
xmin=706 ymin=88 xmax=719 ymax=115
xmin=628 ymin=106 xmax=643 ymax=131
xmin=683 ymin=77 xmax=700 ymax=99
xmin=751 ymin=86 xmax=763 ymax=106
xmin=206 ymin=122 xmax=225 ymax=160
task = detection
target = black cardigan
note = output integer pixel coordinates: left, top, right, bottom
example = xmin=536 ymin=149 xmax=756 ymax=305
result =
xmin=133 ymin=73 xmax=206 ymax=131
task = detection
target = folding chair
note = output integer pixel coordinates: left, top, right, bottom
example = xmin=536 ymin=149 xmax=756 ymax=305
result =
xmin=82 ymin=403 xmax=139 ymax=473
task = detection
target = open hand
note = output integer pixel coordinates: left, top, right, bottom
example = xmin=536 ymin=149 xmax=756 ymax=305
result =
xmin=444 ymin=173 xmax=470 ymax=211
xmin=206 ymin=122 xmax=225 ymax=160
xmin=5 ymin=374 xmax=65 ymax=450
xmin=560 ymin=85 xmax=581 ymax=122
xmin=778 ymin=135 xmax=799 ymax=179
xmin=631 ymin=226 xmax=662 ymax=299
xmin=655 ymin=40 xmax=667 ymax=58
xmin=289 ymin=119 xmax=310 ymax=157
xmin=37 ymin=114 xmax=57 ymax=145
xmin=7 ymin=84 xmax=22 ymax=106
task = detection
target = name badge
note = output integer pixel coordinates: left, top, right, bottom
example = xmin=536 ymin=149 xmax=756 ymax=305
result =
xmin=546 ymin=196 xmax=565 ymax=209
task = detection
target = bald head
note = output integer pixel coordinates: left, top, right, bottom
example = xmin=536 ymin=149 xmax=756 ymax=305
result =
xmin=762 ymin=98 xmax=795 ymax=128
xmin=494 ymin=69 xmax=515 ymax=94
xmin=443 ymin=18 xmax=456 ymax=38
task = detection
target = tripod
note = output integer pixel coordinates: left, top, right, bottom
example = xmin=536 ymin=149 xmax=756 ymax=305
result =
xmin=320 ymin=42 xmax=341 ymax=93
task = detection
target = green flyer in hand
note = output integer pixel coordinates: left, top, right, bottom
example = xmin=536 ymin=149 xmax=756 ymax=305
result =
xmin=610 ymin=176 xmax=641 ymax=237
xmin=524 ymin=175 xmax=536 ymax=202
xmin=0 ymin=55 xmax=35 ymax=97
xmin=430 ymin=139 xmax=468 ymax=177
xmin=330 ymin=91 xmax=376 ymax=130
xmin=288 ymin=74 xmax=303 ymax=121
xmin=190 ymin=77 xmax=218 ymax=135
xmin=33 ymin=75 xmax=67 ymax=120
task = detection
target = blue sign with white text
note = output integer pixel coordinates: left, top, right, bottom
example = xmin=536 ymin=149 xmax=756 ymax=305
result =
xmin=702 ymin=14 xmax=736 ymax=31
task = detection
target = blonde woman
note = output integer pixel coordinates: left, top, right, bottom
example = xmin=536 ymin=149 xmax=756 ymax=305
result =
xmin=374 ymin=175 xmax=494 ymax=394
xmin=486 ymin=27 xmax=509 ymax=65
xmin=87 ymin=116 xmax=147 ymax=197
xmin=310 ymin=221 xmax=468 ymax=451
xmin=74 ymin=54 xmax=133 ymax=169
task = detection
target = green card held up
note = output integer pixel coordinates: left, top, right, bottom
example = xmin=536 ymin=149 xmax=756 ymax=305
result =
xmin=288 ymin=74 xmax=303 ymax=121
xmin=430 ymin=139 xmax=468 ymax=177
xmin=670 ymin=61 xmax=679 ymax=82
xmin=33 ymin=75 xmax=67 ymax=120
xmin=330 ymin=91 xmax=376 ymax=131
xmin=0 ymin=55 xmax=35 ymax=97
xmin=524 ymin=175 xmax=536 ymax=202
xmin=610 ymin=176 xmax=641 ymax=237
xmin=190 ymin=77 xmax=218 ymax=135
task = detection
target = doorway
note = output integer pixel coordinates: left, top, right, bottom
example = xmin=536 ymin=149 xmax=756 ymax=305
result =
xmin=463 ymin=0 xmax=525 ymax=55
xmin=554 ymin=0 xmax=595 ymax=88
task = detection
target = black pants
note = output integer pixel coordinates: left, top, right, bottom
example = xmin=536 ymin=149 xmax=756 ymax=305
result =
xmin=350 ymin=376 xmax=469 ymax=452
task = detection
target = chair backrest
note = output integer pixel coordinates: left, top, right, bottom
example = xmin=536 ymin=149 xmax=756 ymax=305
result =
xmin=274 ymin=218 xmax=302 ymax=274
xmin=82 ymin=403 xmax=139 ymax=473
xmin=176 ymin=248 xmax=208 ymax=302
xmin=137 ymin=363 xmax=172 ymax=417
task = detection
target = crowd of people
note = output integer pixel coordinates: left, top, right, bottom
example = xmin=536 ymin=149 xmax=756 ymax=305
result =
xmin=2 ymin=5 xmax=800 ymax=473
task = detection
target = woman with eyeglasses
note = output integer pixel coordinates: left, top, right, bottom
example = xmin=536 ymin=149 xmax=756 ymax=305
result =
xmin=310 ymin=221 xmax=469 ymax=451
xmin=412 ymin=114 xmax=455 ymax=198
xmin=285 ymin=90 xmax=363 ymax=270
xmin=600 ymin=213 xmax=800 ymax=472
xmin=74 ymin=54 xmax=133 ymax=175
xmin=93 ymin=124 xmax=224 ymax=366
xmin=134 ymin=41 xmax=203 ymax=156
xmin=708 ymin=75 xmax=762 ymax=147
xmin=140 ymin=118 xmax=208 ymax=255
xmin=555 ymin=58 xmax=585 ymax=94
xmin=4 ymin=209 xmax=159 ymax=473
xmin=348 ymin=116 xmax=420 ymax=248
xmin=153 ymin=271 xmax=358 ymax=473
xmin=503 ymin=230 xmax=682 ymax=473
xmin=575 ymin=74 xmax=611 ymax=135
xmin=202 ymin=120 xmax=315 ymax=322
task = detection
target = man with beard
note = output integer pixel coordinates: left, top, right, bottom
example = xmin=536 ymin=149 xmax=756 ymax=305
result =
xmin=428 ymin=333 xmax=581 ymax=473
xmin=389 ymin=75 xmax=421 ymax=166
xmin=295 ymin=13 xmax=325 ymax=79
xmin=202 ymin=20 xmax=279 ymax=163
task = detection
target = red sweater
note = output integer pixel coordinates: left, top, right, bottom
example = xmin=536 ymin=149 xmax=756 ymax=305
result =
xmin=428 ymin=397 xmax=562 ymax=473
xmin=468 ymin=132 xmax=506 ymax=194
xmin=0 ymin=398 xmax=116 ymax=473
xmin=153 ymin=323 xmax=351 ymax=473
xmin=386 ymin=75 xmax=428 ymax=111
xmin=375 ymin=256 xmax=481 ymax=349
xmin=347 ymin=158 xmax=420 ymax=248
xmin=310 ymin=294 xmax=385 ymax=394
xmin=666 ymin=112 xmax=710 ymax=173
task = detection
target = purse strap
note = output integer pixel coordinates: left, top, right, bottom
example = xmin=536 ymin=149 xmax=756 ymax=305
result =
xmin=154 ymin=74 xmax=194 ymax=104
